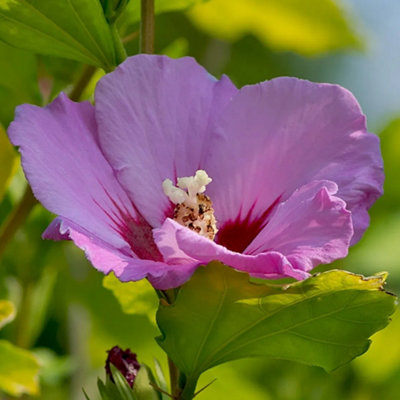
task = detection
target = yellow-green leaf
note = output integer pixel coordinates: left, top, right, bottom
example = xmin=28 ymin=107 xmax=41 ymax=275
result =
xmin=103 ymin=273 xmax=158 ymax=322
xmin=0 ymin=300 xmax=15 ymax=330
xmin=187 ymin=0 xmax=363 ymax=55
xmin=0 ymin=340 xmax=40 ymax=396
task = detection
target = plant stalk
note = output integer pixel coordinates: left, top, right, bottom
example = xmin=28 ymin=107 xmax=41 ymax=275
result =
xmin=140 ymin=0 xmax=155 ymax=53
xmin=168 ymin=356 xmax=181 ymax=398
xmin=0 ymin=186 xmax=37 ymax=259
xmin=178 ymin=376 xmax=198 ymax=400
xmin=69 ymin=65 xmax=97 ymax=101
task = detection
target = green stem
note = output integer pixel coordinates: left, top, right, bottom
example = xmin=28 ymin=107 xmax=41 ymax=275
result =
xmin=0 ymin=186 xmax=37 ymax=259
xmin=178 ymin=376 xmax=198 ymax=400
xmin=140 ymin=0 xmax=155 ymax=54
xmin=110 ymin=23 xmax=127 ymax=65
xmin=168 ymin=357 xmax=181 ymax=398
xmin=69 ymin=65 xmax=97 ymax=101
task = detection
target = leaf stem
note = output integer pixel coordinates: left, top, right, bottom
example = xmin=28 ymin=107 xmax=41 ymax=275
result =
xmin=140 ymin=0 xmax=155 ymax=54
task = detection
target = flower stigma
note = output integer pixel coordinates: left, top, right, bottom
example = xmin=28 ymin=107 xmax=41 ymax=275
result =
xmin=163 ymin=170 xmax=218 ymax=240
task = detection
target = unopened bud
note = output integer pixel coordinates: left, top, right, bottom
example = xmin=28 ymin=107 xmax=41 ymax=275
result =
xmin=105 ymin=346 xmax=141 ymax=387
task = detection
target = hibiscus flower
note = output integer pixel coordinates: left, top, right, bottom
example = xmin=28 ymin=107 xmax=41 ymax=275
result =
xmin=8 ymin=55 xmax=383 ymax=289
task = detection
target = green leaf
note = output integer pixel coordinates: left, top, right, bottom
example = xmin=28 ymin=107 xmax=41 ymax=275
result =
xmin=97 ymin=365 xmax=161 ymax=400
xmin=110 ymin=365 xmax=138 ymax=400
xmin=103 ymin=272 xmax=158 ymax=322
xmin=0 ymin=340 xmax=40 ymax=396
xmin=132 ymin=365 xmax=161 ymax=400
xmin=0 ymin=0 xmax=117 ymax=69
xmin=187 ymin=0 xmax=363 ymax=55
xmin=0 ymin=41 xmax=41 ymax=126
xmin=157 ymin=263 xmax=396 ymax=390
xmin=97 ymin=377 xmax=116 ymax=400
xmin=20 ymin=266 xmax=58 ymax=347
xmin=153 ymin=359 xmax=168 ymax=398
xmin=0 ymin=300 xmax=15 ymax=329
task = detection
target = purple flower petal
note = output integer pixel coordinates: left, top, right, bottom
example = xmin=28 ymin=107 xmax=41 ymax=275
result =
xmin=44 ymin=217 xmax=191 ymax=289
xmin=44 ymin=217 xmax=154 ymax=278
xmin=9 ymin=56 xmax=384 ymax=289
xmin=206 ymin=77 xmax=383 ymax=245
xmin=156 ymin=219 xmax=309 ymax=280
xmin=95 ymin=55 xmax=238 ymax=227
xmin=245 ymin=180 xmax=353 ymax=271
xmin=9 ymin=94 xmax=161 ymax=263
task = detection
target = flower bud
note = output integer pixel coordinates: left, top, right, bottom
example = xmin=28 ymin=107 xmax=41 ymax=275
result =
xmin=105 ymin=346 xmax=141 ymax=387
xmin=100 ymin=0 xmax=130 ymax=23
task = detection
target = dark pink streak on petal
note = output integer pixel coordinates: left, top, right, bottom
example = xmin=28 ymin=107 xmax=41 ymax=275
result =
xmin=216 ymin=196 xmax=281 ymax=254
xmin=95 ymin=186 xmax=163 ymax=261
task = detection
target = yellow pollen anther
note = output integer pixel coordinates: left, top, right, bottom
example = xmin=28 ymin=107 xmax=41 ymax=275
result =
xmin=162 ymin=170 xmax=217 ymax=240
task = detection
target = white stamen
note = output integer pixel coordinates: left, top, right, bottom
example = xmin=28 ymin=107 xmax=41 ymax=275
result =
xmin=162 ymin=179 xmax=188 ymax=204
xmin=162 ymin=170 xmax=217 ymax=240
xmin=163 ymin=170 xmax=212 ymax=207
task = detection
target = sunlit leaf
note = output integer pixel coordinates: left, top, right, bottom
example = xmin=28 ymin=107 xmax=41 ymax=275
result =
xmin=103 ymin=273 xmax=158 ymax=322
xmin=0 ymin=0 xmax=117 ymax=69
xmin=157 ymin=263 xmax=396 ymax=392
xmin=0 ymin=300 xmax=15 ymax=329
xmin=161 ymin=38 xmax=188 ymax=58
xmin=187 ymin=0 xmax=362 ymax=55
xmin=0 ymin=340 xmax=40 ymax=396
xmin=0 ymin=126 xmax=17 ymax=202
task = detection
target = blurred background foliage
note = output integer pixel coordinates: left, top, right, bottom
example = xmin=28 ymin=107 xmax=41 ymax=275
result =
xmin=0 ymin=0 xmax=399 ymax=399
